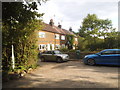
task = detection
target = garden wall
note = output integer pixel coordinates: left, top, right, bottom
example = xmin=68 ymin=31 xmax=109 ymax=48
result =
xmin=64 ymin=52 xmax=95 ymax=59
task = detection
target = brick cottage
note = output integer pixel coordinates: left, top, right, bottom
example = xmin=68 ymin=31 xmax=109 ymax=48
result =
xmin=37 ymin=19 xmax=78 ymax=52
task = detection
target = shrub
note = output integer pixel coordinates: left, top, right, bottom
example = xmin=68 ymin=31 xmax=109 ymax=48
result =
xmin=59 ymin=48 xmax=69 ymax=52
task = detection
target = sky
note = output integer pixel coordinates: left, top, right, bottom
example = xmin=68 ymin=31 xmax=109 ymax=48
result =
xmin=37 ymin=0 xmax=119 ymax=32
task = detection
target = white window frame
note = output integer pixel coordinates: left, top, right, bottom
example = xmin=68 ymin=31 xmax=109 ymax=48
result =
xmin=61 ymin=35 xmax=65 ymax=40
xmin=75 ymin=38 xmax=78 ymax=41
xmin=39 ymin=44 xmax=46 ymax=50
xmin=55 ymin=34 xmax=60 ymax=39
xmin=39 ymin=32 xmax=45 ymax=38
xmin=55 ymin=44 xmax=60 ymax=49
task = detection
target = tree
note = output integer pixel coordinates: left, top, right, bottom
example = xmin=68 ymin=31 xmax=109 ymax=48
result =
xmin=77 ymin=36 xmax=88 ymax=51
xmin=78 ymin=14 xmax=117 ymax=51
xmin=79 ymin=14 xmax=100 ymax=38
xmin=79 ymin=14 xmax=115 ymax=38
xmin=2 ymin=1 xmax=47 ymax=71
xmin=98 ymin=19 xmax=116 ymax=39
xmin=104 ymin=32 xmax=120 ymax=49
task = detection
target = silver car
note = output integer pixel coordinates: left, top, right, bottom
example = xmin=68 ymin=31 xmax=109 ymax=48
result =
xmin=40 ymin=50 xmax=69 ymax=63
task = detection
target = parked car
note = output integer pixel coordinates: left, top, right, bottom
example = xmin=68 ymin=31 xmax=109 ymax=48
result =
xmin=83 ymin=49 xmax=120 ymax=66
xmin=39 ymin=50 xmax=69 ymax=63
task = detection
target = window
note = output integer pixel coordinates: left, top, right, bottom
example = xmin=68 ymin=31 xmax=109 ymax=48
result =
xmin=39 ymin=44 xmax=46 ymax=50
xmin=42 ymin=51 xmax=47 ymax=54
xmin=75 ymin=38 xmax=77 ymax=41
xmin=116 ymin=50 xmax=120 ymax=54
xmin=47 ymin=51 xmax=52 ymax=54
xmin=61 ymin=44 xmax=65 ymax=48
xmin=61 ymin=35 xmax=65 ymax=40
xmin=55 ymin=44 xmax=60 ymax=49
xmin=39 ymin=32 xmax=45 ymax=38
xmin=101 ymin=50 xmax=117 ymax=55
xmin=55 ymin=34 xmax=59 ymax=39
xmin=40 ymin=45 xmax=42 ymax=49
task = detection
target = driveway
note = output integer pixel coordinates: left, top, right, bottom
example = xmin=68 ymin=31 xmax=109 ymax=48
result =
xmin=3 ymin=60 xmax=119 ymax=88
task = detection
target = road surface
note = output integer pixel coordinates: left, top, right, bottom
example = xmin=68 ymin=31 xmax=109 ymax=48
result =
xmin=3 ymin=60 xmax=119 ymax=88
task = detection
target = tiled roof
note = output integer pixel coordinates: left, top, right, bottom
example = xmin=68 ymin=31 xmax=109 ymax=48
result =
xmin=62 ymin=29 xmax=75 ymax=35
xmin=42 ymin=23 xmax=75 ymax=35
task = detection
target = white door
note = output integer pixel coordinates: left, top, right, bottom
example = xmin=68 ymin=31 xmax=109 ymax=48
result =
xmin=52 ymin=44 xmax=54 ymax=50
xmin=47 ymin=44 xmax=50 ymax=50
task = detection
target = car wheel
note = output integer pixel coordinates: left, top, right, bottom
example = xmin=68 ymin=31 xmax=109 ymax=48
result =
xmin=57 ymin=57 xmax=63 ymax=63
xmin=41 ymin=57 xmax=45 ymax=62
xmin=87 ymin=59 xmax=95 ymax=66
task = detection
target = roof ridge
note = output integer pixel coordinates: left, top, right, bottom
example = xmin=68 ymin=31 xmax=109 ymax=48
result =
xmin=42 ymin=23 xmax=75 ymax=35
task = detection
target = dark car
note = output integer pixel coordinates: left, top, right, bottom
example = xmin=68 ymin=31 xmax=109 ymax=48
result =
xmin=83 ymin=49 xmax=120 ymax=66
xmin=40 ymin=50 xmax=69 ymax=63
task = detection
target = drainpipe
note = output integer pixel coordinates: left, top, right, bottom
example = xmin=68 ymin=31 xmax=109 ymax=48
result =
xmin=54 ymin=33 xmax=56 ymax=50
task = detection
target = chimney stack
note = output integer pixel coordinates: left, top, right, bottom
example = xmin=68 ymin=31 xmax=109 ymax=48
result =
xmin=58 ymin=25 xmax=62 ymax=28
xmin=58 ymin=22 xmax=62 ymax=28
xmin=49 ymin=19 xmax=54 ymax=26
xmin=69 ymin=27 xmax=72 ymax=32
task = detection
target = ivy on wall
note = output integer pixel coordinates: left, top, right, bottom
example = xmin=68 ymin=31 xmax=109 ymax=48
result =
xmin=66 ymin=35 xmax=74 ymax=49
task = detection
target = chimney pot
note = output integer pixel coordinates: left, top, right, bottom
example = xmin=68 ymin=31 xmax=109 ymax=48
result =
xmin=69 ymin=27 xmax=72 ymax=32
xmin=58 ymin=25 xmax=62 ymax=28
xmin=49 ymin=19 xmax=54 ymax=26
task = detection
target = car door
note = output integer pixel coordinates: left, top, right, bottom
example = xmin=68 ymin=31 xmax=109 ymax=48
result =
xmin=115 ymin=50 xmax=120 ymax=65
xmin=97 ymin=50 xmax=117 ymax=65
xmin=46 ymin=51 xmax=53 ymax=61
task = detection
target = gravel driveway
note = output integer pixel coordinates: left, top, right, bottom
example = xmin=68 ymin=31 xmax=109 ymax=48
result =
xmin=3 ymin=60 xmax=119 ymax=88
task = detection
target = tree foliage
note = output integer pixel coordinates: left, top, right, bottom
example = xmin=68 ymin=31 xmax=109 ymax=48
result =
xmin=78 ymin=14 xmax=119 ymax=51
xmin=2 ymin=2 xmax=46 ymax=71
xmin=66 ymin=35 xmax=74 ymax=49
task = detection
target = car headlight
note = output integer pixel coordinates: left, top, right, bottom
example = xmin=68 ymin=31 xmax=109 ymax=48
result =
xmin=63 ymin=56 xmax=68 ymax=59
xmin=84 ymin=55 xmax=88 ymax=58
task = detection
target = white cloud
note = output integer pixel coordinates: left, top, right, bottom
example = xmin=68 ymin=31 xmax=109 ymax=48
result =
xmin=38 ymin=0 xmax=119 ymax=32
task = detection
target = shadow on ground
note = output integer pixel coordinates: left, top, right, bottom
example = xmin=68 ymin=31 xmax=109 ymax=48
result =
xmin=2 ymin=60 xmax=119 ymax=88
xmin=47 ymin=60 xmax=119 ymax=74
xmin=2 ymin=75 xmax=115 ymax=88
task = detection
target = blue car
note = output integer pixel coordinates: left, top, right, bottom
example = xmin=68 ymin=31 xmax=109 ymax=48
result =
xmin=83 ymin=49 xmax=120 ymax=66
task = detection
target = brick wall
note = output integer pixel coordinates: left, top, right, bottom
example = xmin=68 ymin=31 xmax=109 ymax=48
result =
xmin=37 ymin=31 xmax=55 ymax=45
xmin=36 ymin=30 xmax=78 ymax=51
